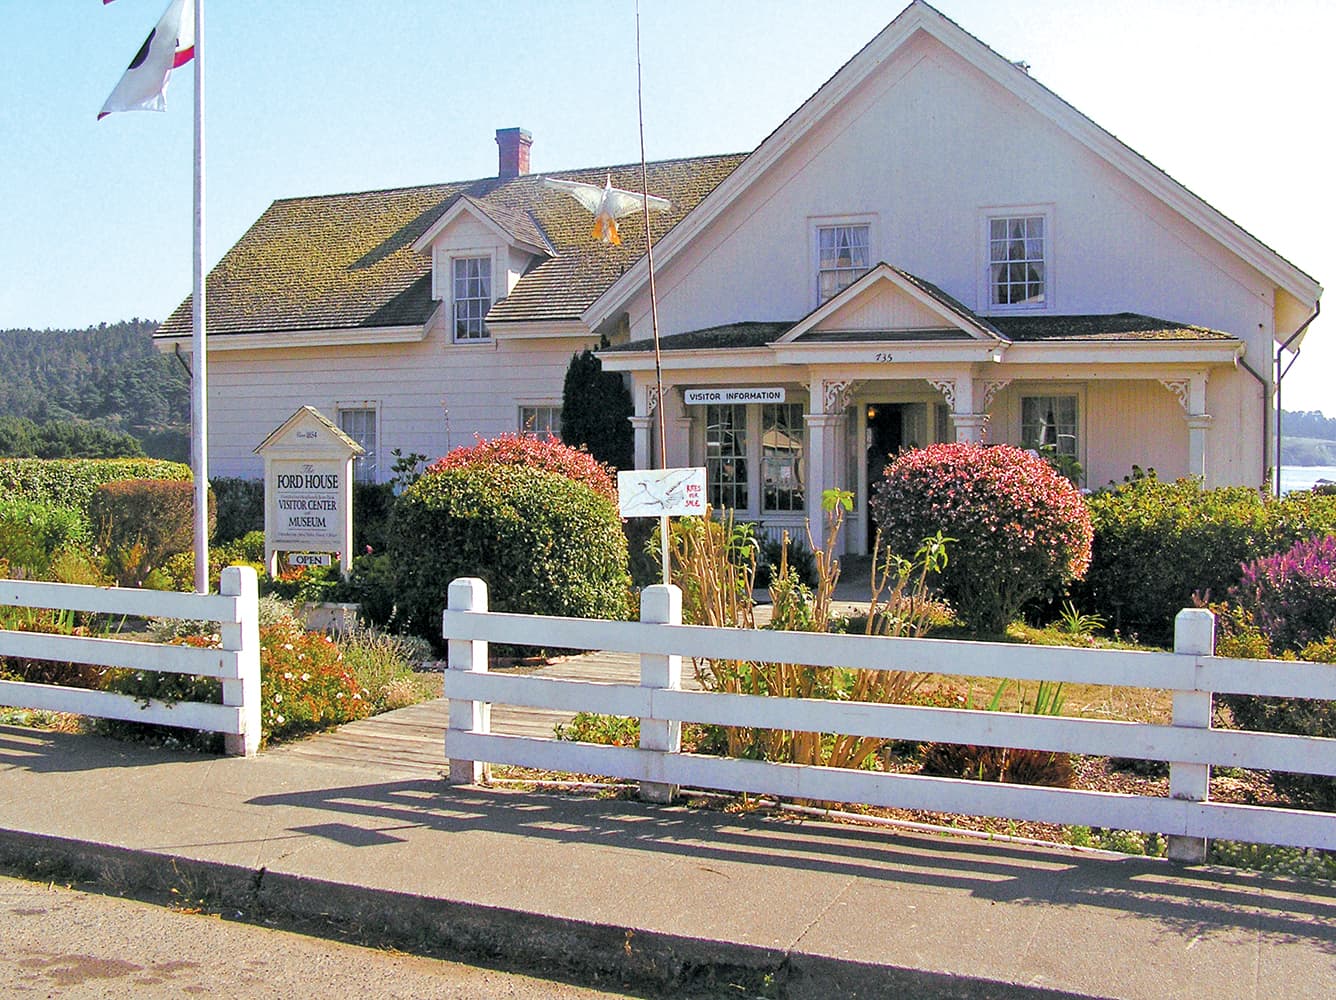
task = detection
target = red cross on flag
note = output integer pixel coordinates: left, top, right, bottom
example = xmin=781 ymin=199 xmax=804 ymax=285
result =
xmin=99 ymin=0 xmax=196 ymax=120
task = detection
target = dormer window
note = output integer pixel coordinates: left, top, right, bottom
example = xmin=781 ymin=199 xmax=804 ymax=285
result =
xmin=453 ymin=255 xmax=492 ymax=341
xmin=989 ymin=215 xmax=1046 ymax=308
xmin=817 ymin=224 xmax=870 ymax=303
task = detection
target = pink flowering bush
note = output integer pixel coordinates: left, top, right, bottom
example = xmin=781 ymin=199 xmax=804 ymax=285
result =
xmin=426 ymin=433 xmax=617 ymax=502
xmin=1228 ymin=534 xmax=1336 ymax=653
xmin=870 ymin=443 xmax=1093 ymax=633
xmin=258 ymin=620 xmax=371 ymax=741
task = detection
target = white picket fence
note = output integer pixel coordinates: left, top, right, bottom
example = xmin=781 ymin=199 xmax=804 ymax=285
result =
xmin=0 ymin=566 xmax=261 ymax=756
xmin=442 ymin=578 xmax=1336 ymax=861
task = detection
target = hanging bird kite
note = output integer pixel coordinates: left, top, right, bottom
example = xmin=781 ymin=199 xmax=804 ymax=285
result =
xmin=544 ymin=174 xmax=670 ymax=246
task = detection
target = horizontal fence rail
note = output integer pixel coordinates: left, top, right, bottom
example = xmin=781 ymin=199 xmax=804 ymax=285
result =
xmin=0 ymin=567 xmax=261 ymax=756
xmin=441 ymin=578 xmax=1336 ymax=859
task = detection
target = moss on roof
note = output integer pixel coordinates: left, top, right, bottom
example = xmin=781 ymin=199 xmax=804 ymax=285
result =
xmin=157 ymin=154 xmax=748 ymax=339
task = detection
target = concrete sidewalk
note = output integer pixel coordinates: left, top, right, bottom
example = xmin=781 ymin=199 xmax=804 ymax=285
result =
xmin=1 ymin=723 xmax=1333 ymax=999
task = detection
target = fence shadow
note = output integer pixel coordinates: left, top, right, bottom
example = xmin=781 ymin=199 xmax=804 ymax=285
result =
xmin=246 ymin=778 xmax=1336 ymax=953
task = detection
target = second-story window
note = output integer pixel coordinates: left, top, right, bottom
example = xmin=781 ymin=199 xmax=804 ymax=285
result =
xmin=453 ymin=256 xmax=491 ymax=341
xmin=989 ymin=215 xmax=1046 ymax=307
xmin=817 ymin=224 xmax=870 ymax=303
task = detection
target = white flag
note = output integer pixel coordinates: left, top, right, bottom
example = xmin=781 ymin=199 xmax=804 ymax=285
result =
xmin=99 ymin=0 xmax=196 ymax=120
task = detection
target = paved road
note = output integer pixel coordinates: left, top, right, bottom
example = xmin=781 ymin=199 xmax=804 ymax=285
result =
xmin=0 ymin=874 xmax=649 ymax=1000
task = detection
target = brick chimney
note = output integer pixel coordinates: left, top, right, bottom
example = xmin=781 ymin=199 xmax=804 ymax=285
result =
xmin=496 ymin=127 xmax=532 ymax=179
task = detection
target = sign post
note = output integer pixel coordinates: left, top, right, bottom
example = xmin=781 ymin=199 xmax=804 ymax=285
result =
xmin=618 ymin=467 xmax=707 ymax=585
xmin=255 ymin=406 xmax=363 ymax=576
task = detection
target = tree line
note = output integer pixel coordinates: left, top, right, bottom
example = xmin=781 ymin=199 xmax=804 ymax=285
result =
xmin=0 ymin=320 xmax=188 ymax=460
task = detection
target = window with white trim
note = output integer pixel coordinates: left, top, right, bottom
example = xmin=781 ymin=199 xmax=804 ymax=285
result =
xmin=338 ymin=407 xmax=378 ymax=483
xmin=989 ymin=215 xmax=1046 ymax=308
xmin=761 ymin=403 xmax=805 ymax=513
xmin=817 ymin=224 xmax=870 ymax=303
xmin=705 ymin=404 xmax=749 ymax=510
xmin=452 ymin=255 xmax=491 ymax=341
xmin=519 ymin=405 xmax=561 ymax=438
xmin=1021 ymin=394 xmax=1078 ymax=460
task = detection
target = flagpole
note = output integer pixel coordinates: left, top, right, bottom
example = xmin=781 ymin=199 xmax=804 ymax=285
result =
xmin=634 ymin=0 xmax=672 ymax=587
xmin=191 ymin=0 xmax=209 ymax=593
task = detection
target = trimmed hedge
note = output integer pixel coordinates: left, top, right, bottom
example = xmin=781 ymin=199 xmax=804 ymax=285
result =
xmin=389 ymin=464 xmax=631 ymax=644
xmin=211 ymin=477 xmax=265 ymax=542
xmin=0 ymin=457 xmax=192 ymax=517
xmin=1076 ymin=474 xmax=1336 ymax=645
xmin=870 ymin=443 xmax=1092 ymax=633
xmin=89 ymin=479 xmax=215 ymax=585
xmin=560 ymin=348 xmax=634 ymax=471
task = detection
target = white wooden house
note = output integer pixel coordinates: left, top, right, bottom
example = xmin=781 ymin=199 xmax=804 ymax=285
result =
xmin=156 ymin=1 xmax=1321 ymax=554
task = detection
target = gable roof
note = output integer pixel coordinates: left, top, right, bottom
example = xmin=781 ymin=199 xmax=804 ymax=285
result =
xmin=156 ymin=154 xmax=746 ymax=339
xmin=777 ymin=264 xmax=1008 ymax=344
xmin=584 ymin=0 xmax=1320 ymax=341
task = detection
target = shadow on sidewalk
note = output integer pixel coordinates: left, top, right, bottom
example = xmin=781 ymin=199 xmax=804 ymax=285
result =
xmin=0 ymin=725 xmax=203 ymax=774
xmin=246 ymin=777 xmax=1336 ymax=953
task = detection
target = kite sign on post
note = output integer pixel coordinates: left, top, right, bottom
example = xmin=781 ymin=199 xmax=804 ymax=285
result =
xmin=618 ymin=467 xmax=706 ymax=585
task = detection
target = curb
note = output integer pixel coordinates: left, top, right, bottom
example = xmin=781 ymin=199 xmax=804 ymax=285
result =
xmin=0 ymin=828 xmax=1094 ymax=999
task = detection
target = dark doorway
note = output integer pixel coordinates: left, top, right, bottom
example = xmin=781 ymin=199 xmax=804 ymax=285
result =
xmin=866 ymin=403 xmax=904 ymax=548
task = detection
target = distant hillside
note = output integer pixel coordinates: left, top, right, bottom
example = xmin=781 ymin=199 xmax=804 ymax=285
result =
xmin=0 ymin=320 xmax=188 ymax=460
xmin=1282 ymin=409 xmax=1336 ymax=441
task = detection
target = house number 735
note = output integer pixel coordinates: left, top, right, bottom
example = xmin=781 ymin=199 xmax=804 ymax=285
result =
xmin=873 ymin=352 xmax=894 ymax=363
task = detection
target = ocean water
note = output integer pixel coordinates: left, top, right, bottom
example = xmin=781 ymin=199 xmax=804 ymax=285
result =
xmin=1280 ymin=465 xmax=1336 ymax=494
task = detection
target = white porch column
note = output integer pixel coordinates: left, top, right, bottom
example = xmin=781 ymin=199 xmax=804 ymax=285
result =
xmin=807 ymin=378 xmax=856 ymax=554
xmin=631 ymin=384 xmax=658 ymax=470
xmin=1161 ymin=374 xmax=1212 ymax=480
xmin=631 ymin=416 xmax=653 ymax=470
xmin=929 ymin=374 xmax=987 ymax=444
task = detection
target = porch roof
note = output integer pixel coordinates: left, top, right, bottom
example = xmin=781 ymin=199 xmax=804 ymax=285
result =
xmin=607 ymin=312 xmax=1234 ymax=354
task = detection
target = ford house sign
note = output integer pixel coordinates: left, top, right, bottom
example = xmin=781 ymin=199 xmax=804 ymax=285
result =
xmin=254 ymin=406 xmax=364 ymax=575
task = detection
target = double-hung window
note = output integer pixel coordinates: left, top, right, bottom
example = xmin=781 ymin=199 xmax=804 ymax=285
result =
xmin=705 ymin=404 xmax=749 ymax=510
xmin=989 ymin=215 xmax=1046 ymax=308
xmin=1021 ymin=394 xmax=1078 ymax=460
xmin=817 ymin=224 xmax=870 ymax=303
xmin=761 ymin=403 xmax=805 ymax=512
xmin=453 ymin=256 xmax=491 ymax=341
xmin=338 ymin=407 xmax=378 ymax=484
xmin=519 ymin=405 xmax=561 ymax=438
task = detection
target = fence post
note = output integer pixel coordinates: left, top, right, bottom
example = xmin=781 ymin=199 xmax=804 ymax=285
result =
xmin=1167 ymin=607 xmax=1215 ymax=863
xmin=446 ymin=577 xmax=490 ymax=785
xmin=639 ymin=583 xmax=682 ymax=804
xmin=220 ymin=566 xmax=261 ymax=757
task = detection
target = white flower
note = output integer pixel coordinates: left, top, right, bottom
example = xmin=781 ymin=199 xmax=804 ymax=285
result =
xmin=274 ymin=693 xmax=283 ymax=703
xmin=301 ymin=673 xmax=310 ymax=682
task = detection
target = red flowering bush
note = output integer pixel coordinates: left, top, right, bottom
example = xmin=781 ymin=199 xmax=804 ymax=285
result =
xmin=259 ymin=620 xmax=371 ymax=740
xmin=1228 ymin=534 xmax=1336 ymax=653
xmin=870 ymin=443 xmax=1093 ymax=633
xmin=427 ymin=433 xmax=617 ymax=502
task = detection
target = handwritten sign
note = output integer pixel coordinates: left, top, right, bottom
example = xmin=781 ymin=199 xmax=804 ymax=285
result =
xmin=618 ymin=468 xmax=707 ymax=518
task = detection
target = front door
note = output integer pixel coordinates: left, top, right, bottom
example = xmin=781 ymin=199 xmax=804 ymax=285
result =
xmin=865 ymin=403 xmax=904 ymax=548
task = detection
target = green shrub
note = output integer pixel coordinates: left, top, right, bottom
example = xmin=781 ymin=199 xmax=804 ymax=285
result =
xmin=0 ymin=457 xmax=191 ymax=518
xmin=1217 ymin=636 xmax=1336 ymax=812
xmin=0 ymin=498 xmax=89 ymax=575
xmin=89 ymin=478 xmax=215 ymax=587
xmin=210 ymin=477 xmax=264 ymax=542
xmin=389 ymin=464 xmax=631 ymax=645
xmin=159 ymin=531 xmax=267 ymax=593
xmin=353 ymin=481 xmax=396 ymax=554
xmin=1077 ymin=473 xmax=1336 ymax=646
xmin=870 ymin=443 xmax=1092 ymax=633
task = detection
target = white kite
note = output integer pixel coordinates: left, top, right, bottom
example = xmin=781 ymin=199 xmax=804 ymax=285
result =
xmin=544 ymin=174 xmax=670 ymax=246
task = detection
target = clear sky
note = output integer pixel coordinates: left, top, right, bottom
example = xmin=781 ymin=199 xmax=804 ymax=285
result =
xmin=1 ymin=0 xmax=1331 ymax=412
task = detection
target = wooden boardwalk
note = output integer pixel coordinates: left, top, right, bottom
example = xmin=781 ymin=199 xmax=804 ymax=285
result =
xmin=267 ymin=650 xmax=698 ymax=778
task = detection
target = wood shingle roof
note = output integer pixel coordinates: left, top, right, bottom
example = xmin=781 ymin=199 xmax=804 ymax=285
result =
xmin=157 ymin=154 xmax=747 ymax=339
